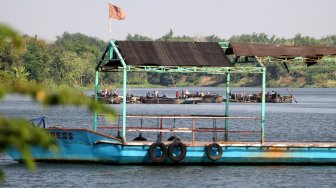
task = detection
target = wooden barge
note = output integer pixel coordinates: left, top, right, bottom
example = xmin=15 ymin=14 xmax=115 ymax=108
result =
xmin=7 ymin=41 xmax=336 ymax=164
xmin=228 ymin=93 xmax=293 ymax=103
xmin=98 ymin=94 xmax=221 ymax=104
xmin=140 ymin=96 xmax=202 ymax=104
xmin=98 ymin=92 xmax=291 ymax=104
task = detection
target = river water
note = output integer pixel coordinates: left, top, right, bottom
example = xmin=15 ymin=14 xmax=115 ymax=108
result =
xmin=1 ymin=87 xmax=336 ymax=187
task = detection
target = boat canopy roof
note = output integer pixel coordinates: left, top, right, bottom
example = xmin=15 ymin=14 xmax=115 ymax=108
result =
xmin=104 ymin=41 xmax=233 ymax=68
xmin=227 ymin=42 xmax=336 ymax=58
xmin=97 ymin=41 xmax=336 ymax=72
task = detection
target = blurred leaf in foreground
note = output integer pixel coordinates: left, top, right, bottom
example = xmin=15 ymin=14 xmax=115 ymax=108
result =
xmin=0 ymin=81 xmax=117 ymax=181
xmin=0 ymin=22 xmax=116 ymax=182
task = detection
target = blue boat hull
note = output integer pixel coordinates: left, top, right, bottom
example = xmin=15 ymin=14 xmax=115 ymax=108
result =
xmin=7 ymin=129 xmax=336 ymax=164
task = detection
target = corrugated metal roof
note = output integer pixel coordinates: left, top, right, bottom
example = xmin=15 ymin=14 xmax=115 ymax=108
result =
xmin=228 ymin=42 xmax=336 ymax=57
xmin=114 ymin=41 xmax=233 ymax=67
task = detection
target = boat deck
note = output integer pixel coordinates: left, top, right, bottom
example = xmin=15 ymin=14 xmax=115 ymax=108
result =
xmin=122 ymin=141 xmax=336 ymax=148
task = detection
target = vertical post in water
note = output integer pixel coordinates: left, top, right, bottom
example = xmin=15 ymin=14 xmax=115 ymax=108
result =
xmin=94 ymin=70 xmax=99 ymax=131
xmin=224 ymin=71 xmax=231 ymax=141
xmin=261 ymin=67 xmax=266 ymax=144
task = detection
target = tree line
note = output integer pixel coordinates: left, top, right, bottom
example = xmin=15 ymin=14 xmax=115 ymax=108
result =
xmin=1 ymin=28 xmax=336 ymax=89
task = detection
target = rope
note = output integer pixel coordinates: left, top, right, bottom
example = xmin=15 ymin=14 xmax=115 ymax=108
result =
xmin=156 ymin=117 xmax=160 ymax=142
xmin=138 ymin=117 xmax=143 ymax=137
xmin=173 ymin=118 xmax=176 ymax=137
xmin=117 ymin=114 xmax=121 ymax=138
xmin=173 ymin=118 xmax=176 ymax=128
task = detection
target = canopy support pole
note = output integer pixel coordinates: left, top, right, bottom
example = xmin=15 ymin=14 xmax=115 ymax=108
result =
xmin=93 ymin=44 xmax=110 ymax=132
xmin=93 ymin=70 xmax=99 ymax=131
xmin=122 ymin=67 xmax=127 ymax=140
xmin=261 ymin=67 xmax=266 ymax=144
xmin=224 ymin=71 xmax=231 ymax=141
xmin=110 ymin=41 xmax=128 ymax=141
xmin=255 ymin=56 xmax=266 ymax=144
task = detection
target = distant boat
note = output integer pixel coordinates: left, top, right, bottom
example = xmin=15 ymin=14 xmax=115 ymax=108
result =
xmin=140 ymin=96 xmax=202 ymax=104
xmin=189 ymin=93 xmax=224 ymax=103
xmin=227 ymin=92 xmax=294 ymax=103
xmin=97 ymin=94 xmax=140 ymax=104
xmin=139 ymin=92 xmax=223 ymax=104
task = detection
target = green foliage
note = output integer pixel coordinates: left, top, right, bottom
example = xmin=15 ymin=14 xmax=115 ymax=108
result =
xmin=0 ymin=23 xmax=22 ymax=48
xmin=320 ymin=35 xmax=336 ymax=46
xmin=205 ymin=35 xmax=226 ymax=42
xmin=0 ymin=43 xmax=23 ymax=70
xmin=229 ymin=32 xmax=280 ymax=44
xmin=0 ymin=116 xmax=57 ymax=170
xmin=159 ymin=73 xmax=173 ymax=86
xmin=126 ymin=33 xmax=152 ymax=41
xmin=157 ymin=29 xmax=194 ymax=42
xmin=46 ymin=33 xmax=105 ymax=86
xmin=266 ymin=62 xmax=287 ymax=80
xmin=126 ymin=72 xmax=148 ymax=85
xmin=21 ymin=36 xmax=51 ymax=81
xmin=59 ymin=51 xmax=83 ymax=86
xmin=54 ymin=32 xmax=105 ymax=55
xmin=147 ymin=72 xmax=161 ymax=85
xmin=12 ymin=65 xmax=30 ymax=81
xmin=312 ymin=74 xmax=329 ymax=83
xmin=1 ymin=25 xmax=336 ymax=89
xmin=293 ymin=34 xmax=321 ymax=46
xmin=160 ymin=29 xmax=174 ymax=41
xmin=186 ymin=73 xmax=204 ymax=83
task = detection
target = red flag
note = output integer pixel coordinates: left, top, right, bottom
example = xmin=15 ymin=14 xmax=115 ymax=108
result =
xmin=109 ymin=4 xmax=126 ymax=20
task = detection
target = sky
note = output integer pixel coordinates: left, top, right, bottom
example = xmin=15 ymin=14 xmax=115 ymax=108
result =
xmin=1 ymin=0 xmax=336 ymax=42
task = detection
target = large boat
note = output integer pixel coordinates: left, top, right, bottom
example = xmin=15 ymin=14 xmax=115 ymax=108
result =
xmin=7 ymin=41 xmax=336 ymax=164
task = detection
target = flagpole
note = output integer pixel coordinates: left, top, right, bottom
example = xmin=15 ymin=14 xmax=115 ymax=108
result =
xmin=108 ymin=18 xmax=112 ymax=41
xmin=108 ymin=3 xmax=111 ymax=41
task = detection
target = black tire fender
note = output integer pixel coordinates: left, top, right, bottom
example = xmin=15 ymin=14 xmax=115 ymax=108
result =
xmin=168 ymin=141 xmax=187 ymax=162
xmin=206 ymin=143 xmax=223 ymax=161
xmin=133 ymin=134 xmax=147 ymax=141
xmin=148 ymin=142 xmax=168 ymax=163
xmin=167 ymin=135 xmax=180 ymax=141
